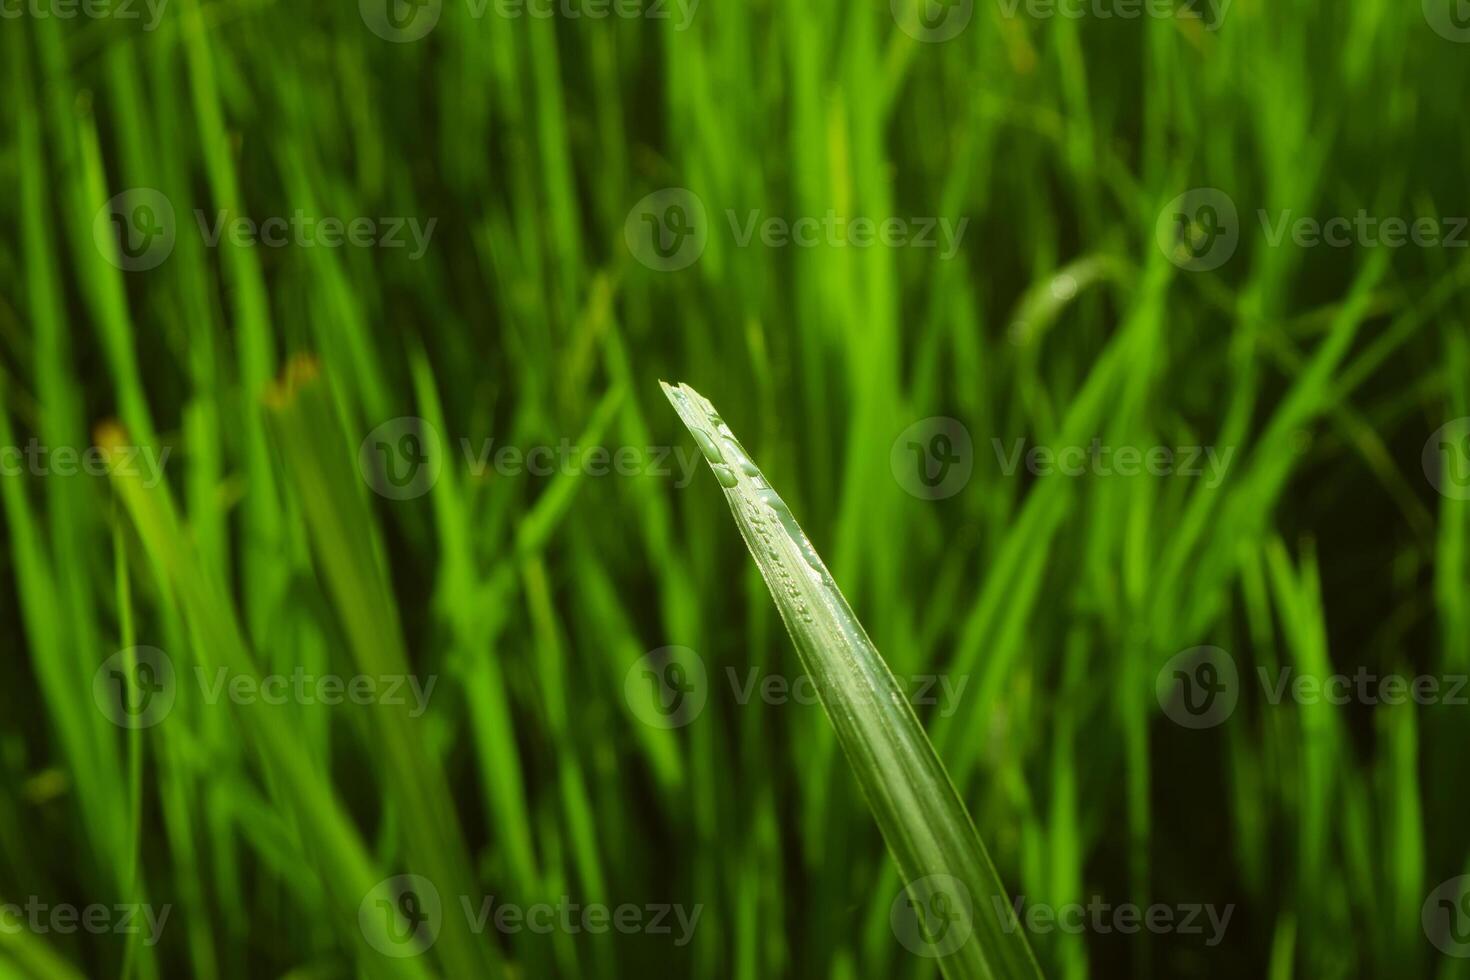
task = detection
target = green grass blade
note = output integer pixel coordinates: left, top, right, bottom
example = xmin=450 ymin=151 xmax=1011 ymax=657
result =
xmin=262 ymin=356 xmax=498 ymax=979
xmin=661 ymin=381 xmax=1042 ymax=980
xmin=96 ymin=421 xmax=437 ymax=980
xmin=0 ymin=926 xmax=86 ymax=980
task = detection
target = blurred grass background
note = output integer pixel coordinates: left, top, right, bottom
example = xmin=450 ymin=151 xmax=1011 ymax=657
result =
xmin=3 ymin=0 xmax=1470 ymax=976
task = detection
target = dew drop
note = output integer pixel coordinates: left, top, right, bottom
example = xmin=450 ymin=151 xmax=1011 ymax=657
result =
xmin=721 ymin=436 xmax=763 ymax=478
xmin=691 ymin=427 xmax=725 ymax=466
xmin=757 ymin=488 xmax=823 ymax=572
xmin=710 ymin=463 xmax=739 ymax=488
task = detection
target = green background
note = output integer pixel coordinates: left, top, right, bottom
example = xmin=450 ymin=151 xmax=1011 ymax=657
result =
xmin=3 ymin=0 xmax=1470 ymax=976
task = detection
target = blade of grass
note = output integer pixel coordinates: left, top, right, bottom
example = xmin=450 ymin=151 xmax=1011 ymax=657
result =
xmin=262 ymin=355 xmax=497 ymax=979
xmin=0 ymin=927 xmax=86 ymax=980
xmin=661 ymin=381 xmax=1041 ymax=980
xmin=96 ymin=421 xmax=438 ymax=980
